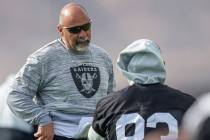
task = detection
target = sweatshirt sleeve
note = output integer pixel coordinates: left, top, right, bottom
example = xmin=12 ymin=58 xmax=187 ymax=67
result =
xmin=7 ymin=56 xmax=52 ymax=126
xmin=107 ymin=57 xmax=116 ymax=94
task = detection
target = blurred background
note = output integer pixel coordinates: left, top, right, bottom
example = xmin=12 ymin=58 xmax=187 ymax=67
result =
xmin=0 ymin=0 xmax=209 ymax=97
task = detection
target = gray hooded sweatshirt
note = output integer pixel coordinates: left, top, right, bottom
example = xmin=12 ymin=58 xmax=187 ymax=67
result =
xmin=117 ymin=39 xmax=166 ymax=85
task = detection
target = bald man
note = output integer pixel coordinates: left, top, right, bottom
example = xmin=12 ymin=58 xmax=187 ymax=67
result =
xmin=7 ymin=3 xmax=115 ymax=140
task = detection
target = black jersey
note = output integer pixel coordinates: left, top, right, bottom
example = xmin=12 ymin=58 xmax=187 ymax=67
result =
xmin=92 ymin=84 xmax=195 ymax=140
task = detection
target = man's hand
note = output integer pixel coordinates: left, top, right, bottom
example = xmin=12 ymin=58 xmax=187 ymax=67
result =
xmin=34 ymin=123 xmax=54 ymax=140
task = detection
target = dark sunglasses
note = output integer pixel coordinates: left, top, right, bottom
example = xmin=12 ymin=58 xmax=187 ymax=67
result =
xmin=63 ymin=22 xmax=91 ymax=34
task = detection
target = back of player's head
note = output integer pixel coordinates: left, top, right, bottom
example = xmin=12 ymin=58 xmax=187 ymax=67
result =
xmin=117 ymin=39 xmax=166 ymax=85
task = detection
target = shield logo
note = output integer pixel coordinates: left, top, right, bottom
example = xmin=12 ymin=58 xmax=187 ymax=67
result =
xmin=70 ymin=64 xmax=100 ymax=98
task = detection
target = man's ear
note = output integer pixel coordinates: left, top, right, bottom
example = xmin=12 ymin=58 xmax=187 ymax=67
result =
xmin=57 ymin=25 xmax=62 ymax=33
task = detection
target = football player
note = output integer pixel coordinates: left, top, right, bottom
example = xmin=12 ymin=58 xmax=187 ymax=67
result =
xmin=88 ymin=39 xmax=195 ymax=140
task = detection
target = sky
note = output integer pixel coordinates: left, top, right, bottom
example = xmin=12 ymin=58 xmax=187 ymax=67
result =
xmin=0 ymin=0 xmax=209 ymax=96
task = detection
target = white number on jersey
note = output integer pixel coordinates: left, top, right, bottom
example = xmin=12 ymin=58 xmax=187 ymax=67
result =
xmin=116 ymin=112 xmax=178 ymax=140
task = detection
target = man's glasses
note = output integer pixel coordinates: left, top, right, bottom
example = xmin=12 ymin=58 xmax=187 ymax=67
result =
xmin=63 ymin=22 xmax=91 ymax=34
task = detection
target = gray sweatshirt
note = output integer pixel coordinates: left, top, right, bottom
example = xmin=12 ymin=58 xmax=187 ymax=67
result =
xmin=7 ymin=39 xmax=115 ymax=137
